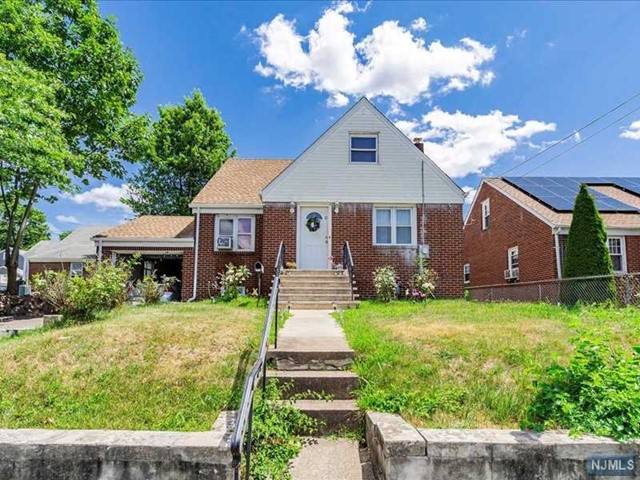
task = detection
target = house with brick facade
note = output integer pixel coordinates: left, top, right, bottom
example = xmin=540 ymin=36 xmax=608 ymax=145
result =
xmin=464 ymin=177 xmax=640 ymax=289
xmin=26 ymin=225 xmax=111 ymax=280
xmin=93 ymin=97 xmax=465 ymax=303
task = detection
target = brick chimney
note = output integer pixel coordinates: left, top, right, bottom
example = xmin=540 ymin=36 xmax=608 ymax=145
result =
xmin=413 ymin=137 xmax=424 ymax=153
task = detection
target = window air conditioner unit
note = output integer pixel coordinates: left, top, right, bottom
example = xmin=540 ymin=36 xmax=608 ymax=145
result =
xmin=504 ymin=268 xmax=519 ymax=281
xmin=216 ymin=236 xmax=233 ymax=249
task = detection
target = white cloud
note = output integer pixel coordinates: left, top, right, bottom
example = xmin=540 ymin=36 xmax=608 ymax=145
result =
xmin=573 ymin=132 xmax=581 ymax=142
xmin=462 ymin=186 xmax=477 ymax=204
xmin=68 ymin=183 xmax=131 ymax=212
xmin=396 ymin=109 xmax=556 ymax=178
xmin=620 ymin=120 xmax=640 ymax=140
xmin=55 ymin=215 xmax=80 ymax=224
xmin=254 ymin=2 xmax=496 ymax=107
xmin=506 ymin=28 xmax=527 ymax=47
xmin=411 ymin=17 xmax=428 ymax=32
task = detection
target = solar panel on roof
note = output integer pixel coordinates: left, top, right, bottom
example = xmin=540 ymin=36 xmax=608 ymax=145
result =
xmin=503 ymin=177 xmax=639 ymax=213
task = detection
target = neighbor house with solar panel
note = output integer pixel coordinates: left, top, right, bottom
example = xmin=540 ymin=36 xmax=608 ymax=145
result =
xmin=463 ymin=177 xmax=640 ymax=288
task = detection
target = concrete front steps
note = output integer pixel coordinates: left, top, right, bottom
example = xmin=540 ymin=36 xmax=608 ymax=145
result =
xmin=268 ymin=309 xmax=361 ymax=435
xmin=279 ymin=269 xmax=359 ymax=310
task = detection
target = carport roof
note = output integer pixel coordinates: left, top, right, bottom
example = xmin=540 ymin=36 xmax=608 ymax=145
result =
xmin=94 ymin=216 xmax=195 ymax=240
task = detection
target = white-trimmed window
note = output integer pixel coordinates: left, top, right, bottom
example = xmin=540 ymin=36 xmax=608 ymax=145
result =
xmin=373 ymin=207 xmax=415 ymax=245
xmin=607 ymin=237 xmax=626 ymax=273
xmin=508 ymin=246 xmax=519 ymax=271
xmin=463 ymin=264 xmax=471 ymax=284
xmin=481 ymin=199 xmax=491 ymax=230
xmin=215 ymin=215 xmax=255 ymax=252
xmin=350 ymin=134 xmax=378 ymax=163
xmin=69 ymin=262 xmax=84 ymax=277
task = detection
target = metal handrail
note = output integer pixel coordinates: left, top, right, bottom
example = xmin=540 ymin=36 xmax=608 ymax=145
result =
xmin=230 ymin=241 xmax=285 ymax=480
xmin=342 ymin=241 xmax=355 ymax=301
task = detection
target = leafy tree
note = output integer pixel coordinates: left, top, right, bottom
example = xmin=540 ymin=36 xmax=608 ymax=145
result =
xmin=562 ymin=184 xmax=615 ymax=304
xmin=0 ymin=0 xmax=142 ymax=293
xmin=563 ymin=185 xmax=613 ymax=278
xmin=125 ymin=90 xmax=234 ymax=216
xmin=0 ymin=55 xmax=76 ymax=292
xmin=0 ymin=208 xmax=51 ymax=251
xmin=58 ymin=230 xmax=72 ymax=241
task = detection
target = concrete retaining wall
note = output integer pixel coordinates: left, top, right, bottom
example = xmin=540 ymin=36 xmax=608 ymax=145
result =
xmin=366 ymin=411 xmax=640 ymax=480
xmin=0 ymin=411 xmax=236 ymax=480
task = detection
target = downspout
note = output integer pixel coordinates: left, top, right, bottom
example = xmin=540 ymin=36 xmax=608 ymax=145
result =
xmin=420 ymin=158 xmax=426 ymax=272
xmin=553 ymin=227 xmax=562 ymax=279
xmin=188 ymin=207 xmax=201 ymax=301
xmin=97 ymin=239 xmax=103 ymax=262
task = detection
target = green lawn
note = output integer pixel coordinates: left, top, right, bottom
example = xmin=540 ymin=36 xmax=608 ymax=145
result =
xmin=0 ymin=300 xmax=263 ymax=431
xmin=337 ymin=300 xmax=640 ymax=429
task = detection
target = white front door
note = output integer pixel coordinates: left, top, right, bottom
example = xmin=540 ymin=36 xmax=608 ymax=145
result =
xmin=298 ymin=206 xmax=330 ymax=269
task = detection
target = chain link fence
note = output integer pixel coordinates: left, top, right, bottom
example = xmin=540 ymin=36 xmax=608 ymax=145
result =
xmin=468 ymin=273 xmax=640 ymax=307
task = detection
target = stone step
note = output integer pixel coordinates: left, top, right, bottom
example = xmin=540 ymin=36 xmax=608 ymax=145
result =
xmin=283 ymin=269 xmax=346 ymax=277
xmin=268 ymin=348 xmax=355 ymax=370
xmin=267 ymin=370 xmax=358 ymax=399
xmin=280 ymin=293 xmax=355 ymax=303
xmin=287 ymin=399 xmax=360 ymax=435
xmin=280 ymin=287 xmax=355 ymax=296
xmin=284 ymin=301 xmax=360 ymax=310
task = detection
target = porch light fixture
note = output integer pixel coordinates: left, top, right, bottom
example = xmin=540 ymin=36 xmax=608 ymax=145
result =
xmin=333 ymin=202 xmax=340 ymax=214
xmin=289 ymin=201 xmax=295 ymax=214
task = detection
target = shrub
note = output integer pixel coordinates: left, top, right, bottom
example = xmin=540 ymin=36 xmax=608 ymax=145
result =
xmin=218 ymin=263 xmax=251 ymax=301
xmin=33 ymin=259 xmax=134 ymax=322
xmin=373 ymin=266 xmax=397 ymax=302
xmin=525 ymin=334 xmax=640 ymax=440
xmin=249 ymin=381 xmax=319 ymax=480
xmin=136 ymin=274 xmax=163 ymax=304
xmin=409 ymin=253 xmax=437 ymax=300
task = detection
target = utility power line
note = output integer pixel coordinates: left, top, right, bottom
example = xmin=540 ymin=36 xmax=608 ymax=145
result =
xmin=522 ymin=103 xmax=640 ymax=176
xmin=500 ymin=88 xmax=640 ymax=176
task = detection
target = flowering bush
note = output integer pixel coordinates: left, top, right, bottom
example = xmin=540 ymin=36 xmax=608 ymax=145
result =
xmin=218 ymin=263 xmax=251 ymax=301
xmin=373 ymin=266 xmax=397 ymax=303
xmin=32 ymin=258 xmax=134 ymax=322
xmin=408 ymin=253 xmax=437 ymax=301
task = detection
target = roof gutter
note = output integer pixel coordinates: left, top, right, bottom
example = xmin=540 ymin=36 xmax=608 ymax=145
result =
xmin=188 ymin=207 xmax=201 ymax=302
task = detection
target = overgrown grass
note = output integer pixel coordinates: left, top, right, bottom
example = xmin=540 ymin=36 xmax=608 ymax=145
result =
xmin=337 ymin=300 xmax=640 ymax=429
xmin=0 ymin=299 xmax=263 ymax=431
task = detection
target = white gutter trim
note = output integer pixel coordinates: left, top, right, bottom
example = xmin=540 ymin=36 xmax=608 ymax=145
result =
xmin=188 ymin=207 xmax=201 ymax=302
xmin=553 ymin=227 xmax=562 ymax=280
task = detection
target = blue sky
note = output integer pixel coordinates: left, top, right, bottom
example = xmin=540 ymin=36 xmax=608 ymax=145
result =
xmin=44 ymin=1 xmax=640 ymax=235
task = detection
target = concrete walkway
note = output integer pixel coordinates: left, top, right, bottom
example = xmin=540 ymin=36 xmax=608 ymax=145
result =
xmin=0 ymin=317 xmax=44 ymax=332
xmin=278 ymin=309 xmax=352 ymax=351
xmin=290 ymin=439 xmax=375 ymax=480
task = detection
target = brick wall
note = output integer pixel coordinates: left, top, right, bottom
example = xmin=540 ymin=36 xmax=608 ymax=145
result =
xmin=464 ymin=183 xmax=557 ymax=287
xmin=626 ymin=235 xmax=640 ymax=273
xmin=261 ymin=204 xmax=297 ymax=284
xmin=330 ymin=203 xmax=463 ymax=298
xmin=28 ymin=262 xmax=71 ymax=279
xmin=187 ymin=214 xmax=265 ymax=299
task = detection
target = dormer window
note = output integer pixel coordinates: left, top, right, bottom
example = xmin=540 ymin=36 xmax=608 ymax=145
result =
xmin=350 ymin=134 xmax=378 ymax=163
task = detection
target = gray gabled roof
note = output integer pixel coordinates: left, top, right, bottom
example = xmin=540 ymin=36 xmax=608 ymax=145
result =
xmin=27 ymin=225 xmax=111 ymax=263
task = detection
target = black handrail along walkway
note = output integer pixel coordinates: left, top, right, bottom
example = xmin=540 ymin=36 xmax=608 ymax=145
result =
xmin=230 ymin=241 xmax=285 ymax=480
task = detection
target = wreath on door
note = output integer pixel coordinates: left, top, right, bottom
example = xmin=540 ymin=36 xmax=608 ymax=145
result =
xmin=305 ymin=212 xmax=322 ymax=232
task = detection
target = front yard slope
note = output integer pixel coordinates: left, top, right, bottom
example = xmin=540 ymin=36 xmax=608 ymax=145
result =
xmin=338 ymin=300 xmax=639 ymax=430
xmin=0 ymin=301 xmax=262 ymax=431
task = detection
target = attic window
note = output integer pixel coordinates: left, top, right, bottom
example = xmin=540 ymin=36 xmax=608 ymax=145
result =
xmin=350 ymin=135 xmax=377 ymax=163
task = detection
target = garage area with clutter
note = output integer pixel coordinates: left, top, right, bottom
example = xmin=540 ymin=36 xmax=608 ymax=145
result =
xmin=118 ymin=253 xmax=184 ymax=302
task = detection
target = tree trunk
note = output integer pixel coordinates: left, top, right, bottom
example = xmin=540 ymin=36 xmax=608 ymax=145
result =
xmin=6 ymin=253 xmax=18 ymax=295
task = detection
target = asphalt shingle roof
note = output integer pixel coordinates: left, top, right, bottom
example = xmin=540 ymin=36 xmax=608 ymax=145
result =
xmin=190 ymin=158 xmax=292 ymax=206
xmin=95 ymin=216 xmax=195 ymax=239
